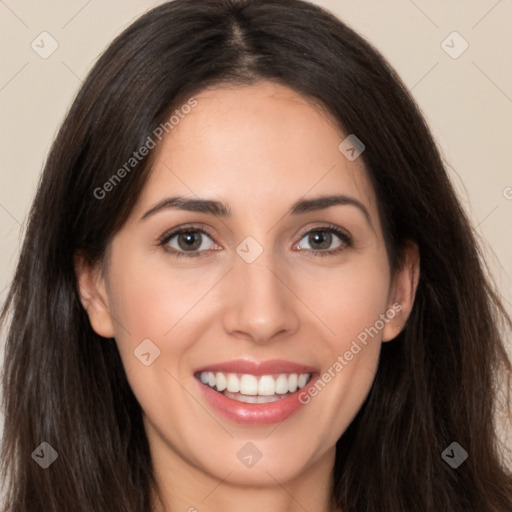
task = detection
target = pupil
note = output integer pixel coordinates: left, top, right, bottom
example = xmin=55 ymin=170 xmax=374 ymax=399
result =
xmin=310 ymin=231 xmax=331 ymax=250
xmin=179 ymin=231 xmax=201 ymax=251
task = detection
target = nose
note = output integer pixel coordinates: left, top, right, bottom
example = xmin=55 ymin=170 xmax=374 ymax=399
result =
xmin=222 ymin=248 xmax=300 ymax=345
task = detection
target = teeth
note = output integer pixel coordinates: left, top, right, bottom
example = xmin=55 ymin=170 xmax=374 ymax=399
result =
xmin=198 ymin=371 xmax=312 ymax=396
xmin=226 ymin=373 xmax=240 ymax=393
xmin=258 ymin=375 xmax=275 ymax=396
xmin=223 ymin=391 xmax=281 ymax=403
xmin=288 ymin=373 xmax=298 ymax=393
xmin=215 ymin=372 xmax=227 ymax=392
xmin=275 ymin=374 xmax=289 ymax=394
xmin=240 ymin=374 xmax=259 ymax=395
xmin=297 ymin=373 xmax=309 ymax=388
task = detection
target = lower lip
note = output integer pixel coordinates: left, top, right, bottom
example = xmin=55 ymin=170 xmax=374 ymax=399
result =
xmin=196 ymin=374 xmax=320 ymax=425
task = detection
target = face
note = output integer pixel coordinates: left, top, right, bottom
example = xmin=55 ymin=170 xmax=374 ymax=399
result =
xmin=78 ymin=81 xmax=418 ymax=493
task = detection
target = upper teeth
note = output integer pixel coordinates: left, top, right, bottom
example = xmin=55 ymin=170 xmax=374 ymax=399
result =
xmin=199 ymin=371 xmax=311 ymax=395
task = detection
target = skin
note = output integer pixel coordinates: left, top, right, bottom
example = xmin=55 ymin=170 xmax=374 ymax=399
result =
xmin=76 ymin=81 xmax=420 ymax=512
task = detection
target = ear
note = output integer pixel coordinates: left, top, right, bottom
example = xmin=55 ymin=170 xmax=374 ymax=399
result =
xmin=74 ymin=252 xmax=116 ymax=338
xmin=382 ymin=241 xmax=420 ymax=342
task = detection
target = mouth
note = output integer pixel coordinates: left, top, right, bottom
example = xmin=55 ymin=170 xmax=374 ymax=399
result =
xmin=193 ymin=359 xmax=319 ymax=425
xmin=195 ymin=371 xmax=313 ymax=403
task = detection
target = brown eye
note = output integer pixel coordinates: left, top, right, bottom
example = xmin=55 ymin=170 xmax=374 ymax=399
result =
xmin=295 ymin=226 xmax=351 ymax=256
xmin=175 ymin=231 xmax=203 ymax=251
xmin=307 ymin=231 xmax=333 ymax=250
xmin=159 ymin=228 xmax=217 ymax=257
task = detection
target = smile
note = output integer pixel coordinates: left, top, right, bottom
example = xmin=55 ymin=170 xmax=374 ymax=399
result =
xmin=197 ymin=371 xmax=312 ymax=403
xmin=194 ymin=359 xmax=319 ymax=424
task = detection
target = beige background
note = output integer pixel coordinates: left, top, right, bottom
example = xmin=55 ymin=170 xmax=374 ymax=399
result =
xmin=1 ymin=0 xmax=511 ymax=472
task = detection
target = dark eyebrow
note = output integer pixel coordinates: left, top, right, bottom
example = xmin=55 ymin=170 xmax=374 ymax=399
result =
xmin=289 ymin=194 xmax=373 ymax=228
xmin=140 ymin=193 xmax=372 ymax=228
xmin=140 ymin=196 xmax=231 ymax=220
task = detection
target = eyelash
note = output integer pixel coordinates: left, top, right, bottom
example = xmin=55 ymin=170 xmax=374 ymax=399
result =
xmin=157 ymin=223 xmax=352 ymax=259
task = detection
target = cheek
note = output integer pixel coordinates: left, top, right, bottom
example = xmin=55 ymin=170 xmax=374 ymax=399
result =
xmin=104 ymin=256 xmax=202 ymax=441
xmin=106 ymin=251 xmax=217 ymax=344
xmin=104 ymin=250 xmax=226 ymax=407
xmin=294 ymin=250 xmax=390 ymax=421
xmin=299 ymin=264 xmax=389 ymax=450
xmin=298 ymin=253 xmax=391 ymax=351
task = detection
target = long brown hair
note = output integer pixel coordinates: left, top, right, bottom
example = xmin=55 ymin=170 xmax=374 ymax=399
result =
xmin=1 ymin=1 xmax=511 ymax=510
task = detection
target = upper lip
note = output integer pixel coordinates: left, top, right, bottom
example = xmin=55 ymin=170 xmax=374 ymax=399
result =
xmin=194 ymin=358 xmax=319 ymax=376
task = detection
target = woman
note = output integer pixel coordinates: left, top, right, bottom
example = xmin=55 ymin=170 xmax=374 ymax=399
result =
xmin=1 ymin=0 xmax=511 ymax=510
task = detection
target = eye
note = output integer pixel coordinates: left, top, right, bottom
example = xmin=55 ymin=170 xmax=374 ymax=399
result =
xmin=158 ymin=224 xmax=352 ymax=259
xmin=294 ymin=225 xmax=352 ymax=256
xmin=158 ymin=226 xmax=218 ymax=258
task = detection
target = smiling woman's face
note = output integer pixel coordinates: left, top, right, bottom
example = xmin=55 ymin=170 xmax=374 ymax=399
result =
xmin=77 ymin=81 xmax=418 ymax=498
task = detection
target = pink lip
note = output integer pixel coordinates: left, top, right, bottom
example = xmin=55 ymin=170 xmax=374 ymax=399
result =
xmin=194 ymin=358 xmax=319 ymax=376
xmin=194 ymin=359 xmax=320 ymax=425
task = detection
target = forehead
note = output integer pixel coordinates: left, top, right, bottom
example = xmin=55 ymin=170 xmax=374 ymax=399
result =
xmin=131 ymin=81 xmax=378 ymax=224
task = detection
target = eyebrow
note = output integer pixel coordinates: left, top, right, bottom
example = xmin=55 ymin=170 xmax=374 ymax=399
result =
xmin=140 ymin=194 xmax=373 ymax=227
